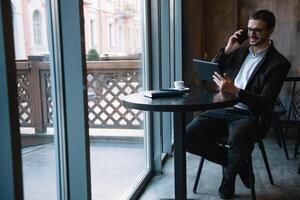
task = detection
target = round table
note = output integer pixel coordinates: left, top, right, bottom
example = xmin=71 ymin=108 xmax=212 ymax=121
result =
xmin=122 ymin=89 xmax=237 ymax=112
xmin=122 ymin=89 xmax=238 ymax=200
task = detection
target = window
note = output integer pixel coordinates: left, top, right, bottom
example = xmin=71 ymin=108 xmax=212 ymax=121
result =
xmin=84 ymin=1 xmax=150 ymax=199
xmin=12 ymin=4 xmax=58 ymax=200
xmin=90 ymin=19 xmax=95 ymax=47
xmin=33 ymin=10 xmax=42 ymax=46
xmin=136 ymin=27 xmax=141 ymax=50
xmin=119 ymin=25 xmax=124 ymax=52
xmin=136 ymin=0 xmax=141 ymax=12
xmin=1 ymin=0 xmax=180 ymax=199
xmin=128 ymin=26 xmax=132 ymax=50
xmin=109 ymin=22 xmax=113 ymax=49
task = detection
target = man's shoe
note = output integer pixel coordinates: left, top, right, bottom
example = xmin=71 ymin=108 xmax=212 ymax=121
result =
xmin=218 ymin=168 xmax=235 ymax=199
xmin=238 ymin=161 xmax=255 ymax=188
xmin=218 ymin=176 xmax=235 ymax=199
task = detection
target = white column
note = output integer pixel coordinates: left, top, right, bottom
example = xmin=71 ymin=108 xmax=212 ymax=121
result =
xmin=12 ymin=3 xmax=26 ymax=59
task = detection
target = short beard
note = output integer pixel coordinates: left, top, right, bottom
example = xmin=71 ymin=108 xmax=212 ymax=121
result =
xmin=250 ymin=37 xmax=269 ymax=47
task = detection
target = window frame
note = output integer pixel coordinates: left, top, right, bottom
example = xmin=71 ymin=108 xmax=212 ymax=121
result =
xmin=0 ymin=1 xmax=23 ymax=199
xmin=32 ymin=9 xmax=43 ymax=47
xmin=0 ymin=0 xmax=182 ymax=199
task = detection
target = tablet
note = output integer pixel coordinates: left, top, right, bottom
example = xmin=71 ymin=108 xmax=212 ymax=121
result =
xmin=193 ymin=59 xmax=221 ymax=82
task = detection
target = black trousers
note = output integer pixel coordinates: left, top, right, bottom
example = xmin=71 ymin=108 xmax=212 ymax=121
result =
xmin=186 ymin=107 xmax=259 ymax=181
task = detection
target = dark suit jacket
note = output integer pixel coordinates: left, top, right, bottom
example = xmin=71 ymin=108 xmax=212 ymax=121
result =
xmin=213 ymin=42 xmax=291 ymax=132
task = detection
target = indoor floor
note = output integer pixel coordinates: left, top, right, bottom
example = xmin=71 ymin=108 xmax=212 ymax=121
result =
xmin=139 ymin=134 xmax=300 ymax=200
xmin=22 ymin=132 xmax=300 ymax=200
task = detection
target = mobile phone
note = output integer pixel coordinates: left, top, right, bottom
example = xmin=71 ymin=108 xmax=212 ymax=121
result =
xmin=237 ymin=29 xmax=248 ymax=44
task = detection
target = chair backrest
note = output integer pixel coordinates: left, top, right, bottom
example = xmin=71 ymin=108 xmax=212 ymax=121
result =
xmin=273 ymin=98 xmax=287 ymax=116
xmin=292 ymin=89 xmax=300 ymax=119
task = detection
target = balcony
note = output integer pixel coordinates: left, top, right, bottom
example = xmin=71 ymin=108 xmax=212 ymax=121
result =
xmin=17 ymin=58 xmax=143 ymax=135
xmin=17 ymin=57 xmax=146 ymax=199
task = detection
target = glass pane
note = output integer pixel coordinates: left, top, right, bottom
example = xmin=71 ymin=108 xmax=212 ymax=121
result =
xmin=11 ymin=1 xmax=57 ymax=199
xmin=83 ymin=0 xmax=148 ymax=199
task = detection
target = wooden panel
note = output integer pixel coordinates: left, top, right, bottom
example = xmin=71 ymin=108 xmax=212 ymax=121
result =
xmin=205 ymin=0 xmax=238 ymax=60
xmin=182 ymin=0 xmax=238 ymax=88
xmin=182 ymin=0 xmax=205 ymax=87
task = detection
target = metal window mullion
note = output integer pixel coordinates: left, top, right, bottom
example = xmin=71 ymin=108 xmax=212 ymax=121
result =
xmin=58 ymin=0 xmax=91 ymax=200
xmin=161 ymin=0 xmax=172 ymax=155
xmin=170 ymin=0 xmax=182 ymax=146
xmin=174 ymin=0 xmax=182 ymax=81
xmin=0 ymin=1 xmax=23 ymax=200
xmin=142 ymin=0 xmax=152 ymax=171
xmin=149 ymin=0 xmax=163 ymax=172
xmin=46 ymin=0 xmax=68 ymax=199
xmin=170 ymin=0 xmax=175 ymax=84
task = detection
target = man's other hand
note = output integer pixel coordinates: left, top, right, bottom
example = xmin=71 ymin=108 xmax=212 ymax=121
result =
xmin=212 ymin=72 xmax=240 ymax=93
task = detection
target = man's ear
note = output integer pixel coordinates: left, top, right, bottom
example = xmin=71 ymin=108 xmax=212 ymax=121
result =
xmin=268 ymin=27 xmax=274 ymax=35
xmin=266 ymin=27 xmax=274 ymax=38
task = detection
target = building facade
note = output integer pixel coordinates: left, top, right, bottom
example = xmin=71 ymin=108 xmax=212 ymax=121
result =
xmin=11 ymin=0 xmax=143 ymax=59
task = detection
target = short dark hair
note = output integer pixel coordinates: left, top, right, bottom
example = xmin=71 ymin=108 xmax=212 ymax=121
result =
xmin=249 ymin=9 xmax=276 ymax=30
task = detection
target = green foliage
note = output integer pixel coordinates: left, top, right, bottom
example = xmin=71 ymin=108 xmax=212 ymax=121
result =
xmin=87 ymin=49 xmax=100 ymax=61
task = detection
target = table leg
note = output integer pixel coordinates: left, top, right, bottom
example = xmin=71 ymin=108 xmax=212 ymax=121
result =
xmin=173 ymin=112 xmax=187 ymax=200
xmin=161 ymin=113 xmax=200 ymax=200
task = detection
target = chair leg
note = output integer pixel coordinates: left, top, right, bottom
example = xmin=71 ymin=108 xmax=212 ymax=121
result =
xmin=193 ymin=157 xmax=205 ymax=194
xmin=273 ymin=114 xmax=290 ymax=159
xmin=272 ymin=117 xmax=282 ymax=148
xmin=293 ymin=128 xmax=300 ymax=158
xmin=298 ymin=161 xmax=300 ymax=174
xmin=258 ymin=140 xmax=274 ymax=185
xmin=249 ymin=156 xmax=256 ymax=200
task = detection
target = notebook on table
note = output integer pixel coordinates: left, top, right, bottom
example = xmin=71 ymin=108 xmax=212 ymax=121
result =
xmin=143 ymin=90 xmax=184 ymax=99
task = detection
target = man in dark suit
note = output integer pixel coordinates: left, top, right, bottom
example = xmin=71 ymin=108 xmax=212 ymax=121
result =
xmin=186 ymin=9 xmax=291 ymax=199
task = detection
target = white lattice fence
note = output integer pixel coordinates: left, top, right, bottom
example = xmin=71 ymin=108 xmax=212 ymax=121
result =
xmin=87 ymin=70 xmax=143 ymax=128
xmin=45 ymin=61 xmax=144 ymax=129
xmin=17 ymin=73 xmax=32 ymax=125
xmin=17 ymin=60 xmax=144 ymax=130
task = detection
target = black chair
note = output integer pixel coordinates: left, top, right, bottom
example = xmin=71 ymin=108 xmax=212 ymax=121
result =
xmin=288 ymin=90 xmax=300 ymax=173
xmin=291 ymin=91 xmax=300 ymax=159
xmin=293 ymin=129 xmax=300 ymax=158
xmin=287 ymin=90 xmax=300 ymax=158
xmin=272 ymin=98 xmax=290 ymax=159
xmin=192 ymin=113 xmax=274 ymax=200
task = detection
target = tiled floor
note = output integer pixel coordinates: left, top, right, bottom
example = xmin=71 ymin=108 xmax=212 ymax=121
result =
xmin=139 ymin=136 xmax=300 ymax=200
xmin=21 ymin=133 xmax=300 ymax=200
xmin=22 ymin=140 xmax=146 ymax=200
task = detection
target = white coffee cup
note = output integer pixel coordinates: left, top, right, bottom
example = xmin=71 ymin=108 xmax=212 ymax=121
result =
xmin=174 ymin=81 xmax=185 ymax=89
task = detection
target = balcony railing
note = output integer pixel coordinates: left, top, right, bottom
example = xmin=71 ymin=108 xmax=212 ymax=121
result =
xmin=16 ymin=58 xmax=143 ymax=133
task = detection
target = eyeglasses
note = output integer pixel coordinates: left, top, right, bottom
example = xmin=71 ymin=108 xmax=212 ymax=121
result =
xmin=247 ymin=27 xmax=266 ymax=34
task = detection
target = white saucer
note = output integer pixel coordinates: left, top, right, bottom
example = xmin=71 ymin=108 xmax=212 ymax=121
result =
xmin=171 ymin=87 xmax=190 ymax=91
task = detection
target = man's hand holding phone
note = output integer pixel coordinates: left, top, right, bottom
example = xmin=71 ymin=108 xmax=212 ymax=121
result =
xmin=224 ymin=29 xmax=248 ymax=55
xmin=212 ymin=72 xmax=240 ymax=93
